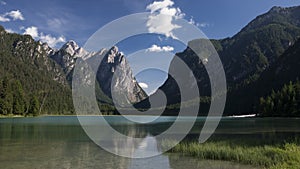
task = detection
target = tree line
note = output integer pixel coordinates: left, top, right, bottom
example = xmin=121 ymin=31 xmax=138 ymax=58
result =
xmin=259 ymin=80 xmax=300 ymax=117
xmin=0 ymin=26 xmax=74 ymax=115
xmin=0 ymin=77 xmax=40 ymax=116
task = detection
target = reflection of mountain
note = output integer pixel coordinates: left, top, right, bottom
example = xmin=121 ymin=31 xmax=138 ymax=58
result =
xmin=0 ymin=117 xmax=165 ymax=168
xmin=137 ymin=5 xmax=300 ymax=116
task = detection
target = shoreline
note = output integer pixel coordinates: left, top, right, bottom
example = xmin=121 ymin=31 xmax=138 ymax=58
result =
xmin=2 ymin=114 xmax=299 ymax=119
xmin=1 ymin=114 xmax=257 ymax=117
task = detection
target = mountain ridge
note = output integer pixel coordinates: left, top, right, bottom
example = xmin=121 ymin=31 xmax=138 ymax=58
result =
xmin=139 ymin=5 xmax=300 ymax=116
xmin=50 ymin=40 xmax=148 ymax=105
xmin=0 ymin=26 xmax=147 ymax=115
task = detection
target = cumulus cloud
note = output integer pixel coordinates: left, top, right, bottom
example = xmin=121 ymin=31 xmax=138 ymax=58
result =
xmin=7 ymin=10 xmax=24 ymax=21
xmin=0 ymin=16 xmax=9 ymax=22
xmin=146 ymin=44 xmax=174 ymax=52
xmin=23 ymin=26 xmax=39 ymax=38
xmin=146 ymin=0 xmax=184 ymax=39
xmin=138 ymin=82 xmax=149 ymax=89
xmin=146 ymin=0 xmax=174 ymax=12
xmin=40 ymin=33 xmax=66 ymax=48
xmin=23 ymin=26 xmax=66 ymax=48
xmin=0 ymin=10 xmax=25 ymax=22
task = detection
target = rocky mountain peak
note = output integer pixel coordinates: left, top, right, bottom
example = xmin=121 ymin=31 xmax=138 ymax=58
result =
xmin=84 ymin=45 xmax=147 ymax=105
xmin=60 ymin=40 xmax=88 ymax=58
xmin=37 ymin=41 xmax=55 ymax=55
xmin=49 ymin=40 xmax=91 ymax=77
xmin=110 ymin=46 xmax=119 ymax=53
xmin=62 ymin=40 xmax=79 ymax=52
xmin=106 ymin=46 xmax=124 ymax=64
xmin=49 ymin=41 xmax=147 ymax=104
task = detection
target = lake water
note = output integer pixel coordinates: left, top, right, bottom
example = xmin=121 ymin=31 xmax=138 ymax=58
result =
xmin=0 ymin=116 xmax=300 ymax=169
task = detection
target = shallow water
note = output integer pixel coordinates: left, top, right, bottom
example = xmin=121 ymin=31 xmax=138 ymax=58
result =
xmin=1 ymin=116 xmax=299 ymax=169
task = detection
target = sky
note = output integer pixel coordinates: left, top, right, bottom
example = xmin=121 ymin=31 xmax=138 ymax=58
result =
xmin=1 ymin=0 xmax=300 ymax=94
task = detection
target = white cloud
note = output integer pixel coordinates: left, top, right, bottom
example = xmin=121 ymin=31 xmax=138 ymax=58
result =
xmin=139 ymin=82 xmax=149 ymax=89
xmin=23 ymin=26 xmax=66 ymax=48
xmin=6 ymin=10 xmax=24 ymax=21
xmin=0 ymin=1 xmax=6 ymax=5
xmin=0 ymin=10 xmax=25 ymax=22
xmin=146 ymin=0 xmax=174 ymax=13
xmin=146 ymin=0 xmax=184 ymax=39
xmin=40 ymin=33 xmax=66 ymax=48
xmin=0 ymin=16 xmax=9 ymax=22
xmin=188 ymin=17 xmax=210 ymax=28
xmin=23 ymin=26 xmax=39 ymax=38
xmin=146 ymin=44 xmax=174 ymax=52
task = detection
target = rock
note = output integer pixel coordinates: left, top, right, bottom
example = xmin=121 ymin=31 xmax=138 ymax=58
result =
xmin=50 ymin=41 xmax=147 ymax=105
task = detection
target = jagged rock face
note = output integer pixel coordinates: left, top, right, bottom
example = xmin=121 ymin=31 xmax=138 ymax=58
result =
xmin=50 ymin=40 xmax=89 ymax=77
xmin=96 ymin=46 xmax=147 ymax=105
xmin=50 ymin=41 xmax=147 ymax=104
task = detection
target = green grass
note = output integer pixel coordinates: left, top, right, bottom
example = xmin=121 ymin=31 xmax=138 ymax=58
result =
xmin=162 ymin=139 xmax=300 ymax=169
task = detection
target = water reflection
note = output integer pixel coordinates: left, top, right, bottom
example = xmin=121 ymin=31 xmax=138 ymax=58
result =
xmin=0 ymin=117 xmax=299 ymax=169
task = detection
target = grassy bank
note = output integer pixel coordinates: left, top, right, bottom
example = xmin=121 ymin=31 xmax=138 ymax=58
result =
xmin=163 ymin=139 xmax=300 ymax=169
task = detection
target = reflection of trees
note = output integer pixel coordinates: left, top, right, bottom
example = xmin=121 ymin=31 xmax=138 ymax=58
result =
xmin=0 ymin=119 xmax=174 ymax=168
xmin=0 ymin=121 xmax=132 ymax=169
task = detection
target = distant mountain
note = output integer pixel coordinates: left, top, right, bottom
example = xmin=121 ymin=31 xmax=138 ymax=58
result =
xmin=50 ymin=40 xmax=90 ymax=81
xmin=0 ymin=26 xmax=147 ymax=115
xmin=93 ymin=46 xmax=147 ymax=105
xmin=2 ymin=5 xmax=300 ymax=116
xmin=50 ymin=41 xmax=147 ymax=106
xmin=139 ymin=5 xmax=300 ymax=115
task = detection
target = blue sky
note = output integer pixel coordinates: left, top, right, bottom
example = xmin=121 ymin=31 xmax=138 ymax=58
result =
xmin=1 ymin=0 xmax=300 ymax=47
xmin=1 ymin=0 xmax=300 ymax=94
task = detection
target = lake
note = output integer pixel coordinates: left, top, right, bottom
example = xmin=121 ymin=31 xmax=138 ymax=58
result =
xmin=0 ymin=116 xmax=299 ymax=169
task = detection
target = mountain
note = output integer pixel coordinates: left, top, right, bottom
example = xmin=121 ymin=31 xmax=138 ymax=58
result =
xmin=2 ymin=5 xmax=300 ymax=116
xmin=0 ymin=25 xmax=147 ymax=115
xmin=0 ymin=26 xmax=73 ymax=115
xmin=92 ymin=46 xmax=147 ymax=105
xmin=50 ymin=41 xmax=147 ymax=106
xmin=259 ymin=38 xmax=300 ymax=90
xmin=50 ymin=40 xmax=91 ymax=81
xmin=139 ymin=5 xmax=300 ymax=115
xmin=226 ymin=38 xmax=300 ymax=114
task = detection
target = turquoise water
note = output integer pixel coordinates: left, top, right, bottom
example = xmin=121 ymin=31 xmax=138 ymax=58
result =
xmin=0 ymin=116 xmax=299 ymax=169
